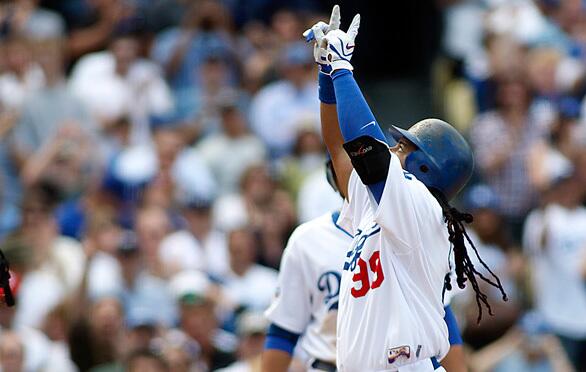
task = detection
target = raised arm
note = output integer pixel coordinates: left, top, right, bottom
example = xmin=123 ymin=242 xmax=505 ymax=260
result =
xmin=304 ymin=6 xmax=353 ymax=198
xmin=320 ymin=75 xmax=353 ymax=198
xmin=323 ymin=15 xmax=390 ymax=203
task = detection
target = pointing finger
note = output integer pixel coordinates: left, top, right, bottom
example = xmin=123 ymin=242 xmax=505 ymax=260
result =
xmin=329 ymin=5 xmax=341 ymax=31
xmin=347 ymin=14 xmax=360 ymax=42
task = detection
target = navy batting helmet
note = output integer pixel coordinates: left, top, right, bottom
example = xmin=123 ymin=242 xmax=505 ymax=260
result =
xmin=388 ymin=119 xmax=474 ymax=201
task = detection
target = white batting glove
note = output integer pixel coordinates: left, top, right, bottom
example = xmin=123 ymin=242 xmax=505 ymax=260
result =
xmin=302 ymin=5 xmax=341 ymax=74
xmin=324 ymin=13 xmax=360 ymax=72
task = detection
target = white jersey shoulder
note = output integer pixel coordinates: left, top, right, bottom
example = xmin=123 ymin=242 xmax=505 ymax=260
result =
xmin=337 ymin=153 xmax=451 ymax=372
xmin=265 ymin=212 xmax=352 ymax=363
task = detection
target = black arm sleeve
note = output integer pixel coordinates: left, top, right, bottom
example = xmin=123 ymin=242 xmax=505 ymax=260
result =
xmin=342 ymin=135 xmax=391 ymax=185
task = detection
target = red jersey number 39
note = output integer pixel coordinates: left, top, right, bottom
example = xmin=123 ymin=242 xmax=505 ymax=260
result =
xmin=351 ymin=250 xmax=384 ymax=298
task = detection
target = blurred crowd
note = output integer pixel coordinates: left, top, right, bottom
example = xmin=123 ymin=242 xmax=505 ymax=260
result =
xmin=0 ymin=0 xmax=584 ymax=371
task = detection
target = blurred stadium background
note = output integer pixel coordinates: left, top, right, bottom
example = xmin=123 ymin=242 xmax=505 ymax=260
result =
xmin=0 ymin=0 xmax=584 ymax=371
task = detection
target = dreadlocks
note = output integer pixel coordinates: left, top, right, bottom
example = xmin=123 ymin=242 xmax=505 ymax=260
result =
xmin=430 ymin=189 xmax=508 ymax=323
xmin=0 ymin=249 xmax=13 ymax=306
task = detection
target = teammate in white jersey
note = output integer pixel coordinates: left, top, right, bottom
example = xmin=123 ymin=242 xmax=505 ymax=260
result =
xmin=304 ymin=6 xmax=507 ymax=371
xmin=261 ymin=164 xmax=467 ymax=372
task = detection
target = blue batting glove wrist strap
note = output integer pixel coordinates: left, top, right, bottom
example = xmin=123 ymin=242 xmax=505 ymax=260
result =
xmin=318 ymin=71 xmax=336 ymax=104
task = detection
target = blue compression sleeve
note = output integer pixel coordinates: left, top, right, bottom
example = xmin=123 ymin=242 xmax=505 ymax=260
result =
xmin=332 ymin=69 xmax=387 ymax=202
xmin=444 ymin=305 xmax=463 ymax=345
xmin=264 ymin=323 xmax=300 ymax=355
xmin=319 ymin=72 xmax=336 ymax=104
xmin=331 ymin=69 xmax=386 ymax=143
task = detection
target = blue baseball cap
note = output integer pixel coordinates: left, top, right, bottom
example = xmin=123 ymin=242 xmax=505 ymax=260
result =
xmin=463 ymin=184 xmax=500 ymax=211
xmin=557 ymin=96 xmax=581 ymax=120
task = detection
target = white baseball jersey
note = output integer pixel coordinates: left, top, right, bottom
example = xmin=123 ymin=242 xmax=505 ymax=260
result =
xmin=265 ymin=212 xmax=353 ymax=363
xmin=336 ymin=152 xmax=450 ymax=371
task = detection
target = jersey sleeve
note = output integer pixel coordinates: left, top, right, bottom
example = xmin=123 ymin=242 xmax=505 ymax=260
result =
xmin=346 ymin=152 xmax=442 ymax=253
xmin=337 ymin=170 xmax=372 ymax=235
xmin=374 ymin=153 xmax=444 ymax=252
xmin=264 ymin=235 xmax=312 ymax=334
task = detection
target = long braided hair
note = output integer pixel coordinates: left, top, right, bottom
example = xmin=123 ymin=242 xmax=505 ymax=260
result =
xmin=430 ymin=189 xmax=508 ymax=323
xmin=0 ymin=249 xmax=14 ymax=306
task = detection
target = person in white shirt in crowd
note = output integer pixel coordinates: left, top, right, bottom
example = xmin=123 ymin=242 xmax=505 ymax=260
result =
xmin=213 ymin=163 xmax=296 ymax=268
xmin=116 ymin=229 xmax=177 ymax=327
xmin=108 ymin=124 xmax=217 ymax=212
xmin=278 ymin=123 xmax=326 ymax=202
xmin=220 ymin=227 xmax=278 ymax=312
xmin=69 ymin=23 xmax=174 ymax=146
xmin=249 ymin=41 xmax=319 ymax=159
xmin=7 ymin=185 xmax=85 ymax=330
xmin=173 ymin=52 xmax=243 ymax=141
xmin=0 ymin=37 xmax=44 ymax=112
xmin=528 ymin=96 xmax=586 ymax=192
xmin=196 ymin=101 xmax=267 ymax=195
xmin=159 ymin=194 xmax=229 ymax=279
xmin=523 ymin=164 xmax=586 ymax=371
xmin=85 ymin=208 xmax=126 ymax=300
xmin=0 ymin=271 xmax=77 ymax=372
xmin=296 ymin=163 xmax=344 ymax=223
xmin=217 ymin=311 xmax=269 ymax=372
xmin=0 ymin=0 xmax=65 ymax=40
xmin=169 ymin=270 xmax=237 ymax=371
xmin=12 ymin=37 xmax=100 ymax=192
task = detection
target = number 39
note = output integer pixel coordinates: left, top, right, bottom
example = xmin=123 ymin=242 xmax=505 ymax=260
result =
xmin=351 ymin=250 xmax=384 ymax=298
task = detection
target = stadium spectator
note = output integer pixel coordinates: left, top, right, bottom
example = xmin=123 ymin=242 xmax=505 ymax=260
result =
xmin=216 ymin=311 xmax=269 ymax=372
xmin=70 ymin=27 xmax=174 ymax=146
xmin=249 ymin=41 xmax=318 ymax=158
xmin=10 ymin=185 xmax=85 ymax=330
xmin=220 ymin=227 xmax=278 ymax=312
xmin=0 ymin=36 xmax=44 ymax=112
xmin=196 ymin=102 xmax=267 ymax=195
xmin=151 ymin=0 xmax=236 ymax=92
xmin=65 ymin=0 xmax=138 ymax=59
xmin=173 ymin=53 xmax=243 ymax=141
xmin=68 ymin=296 xmax=124 ymax=372
xmin=469 ymin=73 xmax=546 ymax=243
xmin=457 ymin=185 xmax=524 ymax=350
xmin=154 ymin=329 xmax=203 ymax=372
xmin=213 ymin=163 xmax=296 ymax=268
xmin=169 ymin=270 xmax=237 ymax=371
xmin=117 ymin=226 xmax=177 ymax=327
xmin=523 ymin=169 xmax=586 ymax=370
xmin=277 ymin=123 xmax=325 ymax=201
xmin=12 ymin=38 xmax=99 ymax=194
xmin=0 ymin=0 xmax=65 ymax=40
xmin=159 ymin=195 xmax=229 ymax=279
xmin=528 ymin=96 xmax=585 ymax=191
xmin=131 ymin=205 xmax=172 ymax=278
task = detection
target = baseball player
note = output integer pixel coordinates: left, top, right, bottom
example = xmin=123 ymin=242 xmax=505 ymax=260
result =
xmin=304 ymin=6 xmax=506 ymax=371
xmin=261 ymin=163 xmax=466 ymax=372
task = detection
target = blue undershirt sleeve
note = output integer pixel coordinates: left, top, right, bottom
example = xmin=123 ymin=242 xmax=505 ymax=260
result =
xmin=444 ymin=305 xmax=463 ymax=345
xmin=264 ymin=323 xmax=301 ymax=355
xmin=331 ymin=69 xmax=388 ymax=203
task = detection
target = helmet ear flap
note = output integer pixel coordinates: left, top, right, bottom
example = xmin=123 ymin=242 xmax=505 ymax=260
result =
xmin=404 ymin=150 xmax=441 ymax=191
